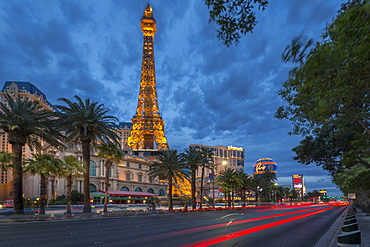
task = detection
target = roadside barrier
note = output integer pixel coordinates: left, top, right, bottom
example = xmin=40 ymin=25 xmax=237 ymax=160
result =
xmin=338 ymin=207 xmax=361 ymax=247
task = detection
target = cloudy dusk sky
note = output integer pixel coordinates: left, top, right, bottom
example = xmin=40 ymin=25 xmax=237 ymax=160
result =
xmin=0 ymin=1 xmax=348 ymax=196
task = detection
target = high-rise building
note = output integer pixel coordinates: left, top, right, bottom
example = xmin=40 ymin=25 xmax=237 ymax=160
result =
xmin=189 ymin=144 xmax=245 ymax=175
xmin=0 ymin=81 xmax=54 ymax=200
xmin=127 ymin=4 xmax=169 ymax=151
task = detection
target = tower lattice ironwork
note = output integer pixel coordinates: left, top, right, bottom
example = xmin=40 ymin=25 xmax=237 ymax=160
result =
xmin=127 ymin=4 xmax=169 ymax=150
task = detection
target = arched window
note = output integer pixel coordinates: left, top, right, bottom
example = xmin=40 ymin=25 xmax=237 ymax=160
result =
xmin=135 ymin=187 xmax=143 ymax=192
xmin=147 ymin=188 xmax=154 ymax=194
xmin=90 ymin=184 xmax=97 ymax=192
xmin=158 ymin=189 xmax=165 ymax=196
xmin=120 ymin=186 xmax=129 ymax=191
xmin=90 ymin=161 xmax=97 ymax=176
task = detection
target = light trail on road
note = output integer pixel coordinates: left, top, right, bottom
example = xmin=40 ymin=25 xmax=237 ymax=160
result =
xmin=180 ymin=206 xmax=334 ymax=247
xmin=149 ymin=205 xmax=326 ymax=240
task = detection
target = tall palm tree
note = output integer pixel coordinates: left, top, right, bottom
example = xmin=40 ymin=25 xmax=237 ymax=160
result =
xmin=0 ymin=93 xmax=64 ymax=214
xmin=97 ymin=142 xmax=125 ymax=213
xmin=199 ymin=147 xmax=214 ymax=209
xmin=216 ymin=168 xmax=238 ymax=207
xmin=59 ymin=155 xmax=84 ymax=214
xmin=56 ymin=95 xmax=119 ymax=213
xmin=236 ymin=171 xmax=251 ymax=206
xmin=182 ymin=146 xmax=203 ymax=210
xmin=0 ymin=151 xmax=13 ymax=171
xmin=147 ymin=150 xmax=190 ymax=210
xmin=24 ymin=153 xmax=63 ymax=214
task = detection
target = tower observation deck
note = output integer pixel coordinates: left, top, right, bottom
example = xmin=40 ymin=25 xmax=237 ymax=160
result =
xmin=127 ymin=4 xmax=169 ymax=150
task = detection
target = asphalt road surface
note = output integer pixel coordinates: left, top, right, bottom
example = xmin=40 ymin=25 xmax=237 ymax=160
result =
xmin=0 ymin=203 xmax=346 ymax=247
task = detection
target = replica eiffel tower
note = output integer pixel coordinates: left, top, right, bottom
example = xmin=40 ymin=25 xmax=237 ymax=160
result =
xmin=127 ymin=3 xmax=169 ymax=151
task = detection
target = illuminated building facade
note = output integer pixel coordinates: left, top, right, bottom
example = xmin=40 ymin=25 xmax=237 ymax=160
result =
xmin=189 ymin=144 xmax=245 ymax=201
xmin=0 ymin=81 xmax=54 ymax=200
xmin=0 ymin=81 xmax=167 ymax=202
xmin=189 ymin=144 xmax=245 ymax=175
xmin=127 ymin=4 xmax=169 ymax=151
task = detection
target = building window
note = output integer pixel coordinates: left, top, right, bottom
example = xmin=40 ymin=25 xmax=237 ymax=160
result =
xmin=120 ymin=186 xmax=129 ymax=191
xmin=126 ymin=162 xmax=130 ymax=167
xmin=138 ymin=164 xmax=142 ymax=169
xmin=126 ymin=173 xmax=131 ymax=181
xmin=135 ymin=187 xmax=143 ymax=192
xmin=148 ymin=188 xmax=154 ymax=194
xmin=90 ymin=184 xmax=97 ymax=192
xmin=90 ymin=161 xmax=97 ymax=176
xmin=138 ymin=174 xmax=143 ymax=182
xmin=158 ymin=189 xmax=165 ymax=196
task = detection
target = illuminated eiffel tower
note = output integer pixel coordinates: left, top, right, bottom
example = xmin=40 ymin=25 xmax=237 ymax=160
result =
xmin=127 ymin=3 xmax=169 ymax=151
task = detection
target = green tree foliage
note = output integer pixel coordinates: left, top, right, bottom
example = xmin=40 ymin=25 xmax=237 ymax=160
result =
xmin=333 ymin=164 xmax=370 ymax=208
xmin=0 ymin=93 xmax=64 ymax=214
xmin=56 ymin=95 xmax=119 ymax=213
xmin=216 ymin=168 xmax=239 ymax=207
xmin=198 ymin=147 xmax=215 ymax=209
xmin=147 ymin=150 xmax=190 ymax=210
xmin=235 ymin=171 xmax=251 ymax=206
xmin=97 ymin=142 xmax=125 ymax=213
xmin=204 ymin=0 xmax=268 ymax=46
xmin=24 ymin=153 xmax=63 ymax=214
xmin=0 ymin=151 xmax=13 ymax=171
xmin=58 ymin=155 xmax=84 ymax=214
xmin=276 ymin=1 xmax=370 ymax=174
xmin=181 ymin=146 xmax=204 ymax=210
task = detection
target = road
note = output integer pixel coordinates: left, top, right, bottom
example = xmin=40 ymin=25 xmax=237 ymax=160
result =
xmin=0 ymin=203 xmax=347 ymax=247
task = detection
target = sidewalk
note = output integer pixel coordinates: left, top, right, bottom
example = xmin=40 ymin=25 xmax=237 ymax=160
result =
xmin=315 ymin=207 xmax=370 ymax=247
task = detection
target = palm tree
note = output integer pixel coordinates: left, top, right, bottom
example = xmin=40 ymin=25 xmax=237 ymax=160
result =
xmin=56 ymin=95 xmax=119 ymax=213
xmin=0 ymin=151 xmax=13 ymax=171
xmin=182 ymin=146 xmax=203 ymax=210
xmin=0 ymin=93 xmax=64 ymax=214
xmin=59 ymin=155 xmax=84 ymax=214
xmin=216 ymin=168 xmax=238 ymax=207
xmin=259 ymin=171 xmax=277 ymax=201
xmin=97 ymin=142 xmax=125 ymax=213
xmin=199 ymin=147 xmax=214 ymax=209
xmin=236 ymin=171 xmax=251 ymax=206
xmin=24 ymin=153 xmax=63 ymax=214
xmin=147 ymin=150 xmax=190 ymax=211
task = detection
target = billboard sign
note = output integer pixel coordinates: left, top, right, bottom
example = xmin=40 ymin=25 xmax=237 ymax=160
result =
xmin=292 ymin=174 xmax=303 ymax=190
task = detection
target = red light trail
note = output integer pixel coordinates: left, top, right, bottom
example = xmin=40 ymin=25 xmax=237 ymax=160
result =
xmin=180 ymin=207 xmax=334 ymax=247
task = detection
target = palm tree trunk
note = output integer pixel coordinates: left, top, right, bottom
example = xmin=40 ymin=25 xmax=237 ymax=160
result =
xmin=227 ymin=191 xmax=231 ymax=207
xmin=82 ymin=139 xmax=91 ymax=213
xmin=66 ymin=175 xmax=72 ymax=214
xmin=199 ymin=166 xmax=205 ymax=210
xmin=168 ymin=175 xmax=173 ymax=210
xmin=191 ymin=168 xmax=196 ymax=210
xmin=104 ymin=163 xmax=111 ymax=213
xmin=12 ymin=143 xmax=24 ymax=215
xmin=40 ymin=174 xmax=47 ymax=215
